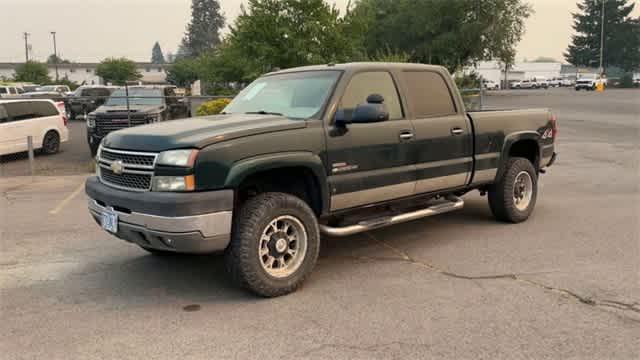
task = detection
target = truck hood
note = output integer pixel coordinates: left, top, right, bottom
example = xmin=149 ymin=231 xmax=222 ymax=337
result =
xmin=102 ymin=114 xmax=307 ymax=152
xmin=93 ymin=104 xmax=166 ymax=114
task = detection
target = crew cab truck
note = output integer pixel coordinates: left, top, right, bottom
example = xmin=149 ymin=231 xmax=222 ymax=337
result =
xmin=86 ymin=63 xmax=557 ymax=297
xmin=86 ymin=85 xmax=189 ymax=156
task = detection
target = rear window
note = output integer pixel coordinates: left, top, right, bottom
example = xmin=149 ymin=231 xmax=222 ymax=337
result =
xmin=401 ymin=71 xmax=456 ymax=118
xmin=4 ymin=101 xmax=58 ymax=121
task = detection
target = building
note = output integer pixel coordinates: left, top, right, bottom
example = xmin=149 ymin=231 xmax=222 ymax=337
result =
xmin=0 ymin=62 xmax=168 ymax=85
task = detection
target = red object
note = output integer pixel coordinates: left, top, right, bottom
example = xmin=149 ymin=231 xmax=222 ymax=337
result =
xmin=56 ymin=101 xmax=68 ymax=126
xmin=550 ymin=113 xmax=558 ymax=139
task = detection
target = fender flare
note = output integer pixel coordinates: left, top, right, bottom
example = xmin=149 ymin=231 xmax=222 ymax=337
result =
xmin=225 ymin=152 xmax=330 ymax=215
xmin=496 ymin=131 xmax=542 ymax=180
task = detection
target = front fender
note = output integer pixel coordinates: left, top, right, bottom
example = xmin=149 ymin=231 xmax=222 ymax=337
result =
xmin=225 ymin=152 xmax=330 ymax=214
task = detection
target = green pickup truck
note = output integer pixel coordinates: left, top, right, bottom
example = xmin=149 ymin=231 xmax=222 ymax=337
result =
xmin=86 ymin=63 xmax=557 ymax=297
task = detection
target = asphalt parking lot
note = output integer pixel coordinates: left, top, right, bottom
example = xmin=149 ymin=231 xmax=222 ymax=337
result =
xmin=1 ymin=88 xmax=639 ymax=359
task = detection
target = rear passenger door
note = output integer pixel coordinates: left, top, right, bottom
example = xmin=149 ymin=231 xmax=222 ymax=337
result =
xmin=400 ymin=70 xmax=473 ymax=195
xmin=326 ymin=71 xmax=415 ymax=211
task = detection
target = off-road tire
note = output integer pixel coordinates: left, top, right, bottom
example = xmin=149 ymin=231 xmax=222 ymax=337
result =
xmin=89 ymin=143 xmax=99 ymax=157
xmin=488 ymin=157 xmax=538 ymax=223
xmin=225 ymin=192 xmax=320 ymax=297
xmin=42 ymin=131 xmax=60 ymax=155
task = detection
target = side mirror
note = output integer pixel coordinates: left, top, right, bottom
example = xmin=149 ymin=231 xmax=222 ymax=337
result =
xmin=335 ymin=93 xmax=389 ymax=127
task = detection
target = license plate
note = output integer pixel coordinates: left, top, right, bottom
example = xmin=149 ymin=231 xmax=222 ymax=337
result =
xmin=101 ymin=208 xmax=118 ymax=233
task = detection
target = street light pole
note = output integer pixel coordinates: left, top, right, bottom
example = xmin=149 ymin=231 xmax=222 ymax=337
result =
xmin=599 ymin=0 xmax=606 ymax=76
xmin=23 ymin=32 xmax=30 ymax=62
xmin=51 ymin=31 xmax=59 ymax=82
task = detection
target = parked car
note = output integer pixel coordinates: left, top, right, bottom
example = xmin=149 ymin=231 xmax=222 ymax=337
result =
xmin=67 ymin=85 xmax=117 ymax=120
xmin=547 ymin=78 xmax=562 ymax=87
xmin=37 ymin=85 xmax=71 ymax=94
xmin=561 ymin=78 xmax=574 ymax=87
xmin=86 ymin=62 xmax=558 ymax=297
xmin=21 ymin=84 xmax=40 ymax=93
xmin=0 ymin=99 xmax=69 ymax=156
xmin=532 ymin=78 xmax=549 ymax=89
xmin=513 ymin=79 xmax=535 ymax=89
xmin=0 ymin=85 xmax=22 ymax=98
xmin=86 ymin=85 xmax=189 ymax=155
xmin=575 ymin=75 xmax=605 ymax=91
xmin=482 ymin=79 xmax=500 ymax=90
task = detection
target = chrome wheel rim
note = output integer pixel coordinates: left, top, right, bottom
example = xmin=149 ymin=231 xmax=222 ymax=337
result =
xmin=513 ymin=171 xmax=533 ymax=211
xmin=259 ymin=215 xmax=308 ymax=278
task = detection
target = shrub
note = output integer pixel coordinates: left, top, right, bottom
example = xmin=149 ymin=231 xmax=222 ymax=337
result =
xmin=196 ymin=98 xmax=232 ymax=116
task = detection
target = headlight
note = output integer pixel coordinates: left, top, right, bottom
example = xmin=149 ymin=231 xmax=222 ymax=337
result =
xmin=152 ymin=176 xmax=195 ymax=192
xmin=87 ymin=114 xmax=96 ymax=128
xmin=156 ymin=149 xmax=198 ymax=167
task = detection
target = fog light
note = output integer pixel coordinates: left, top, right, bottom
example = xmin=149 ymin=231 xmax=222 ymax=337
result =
xmin=152 ymin=175 xmax=195 ymax=192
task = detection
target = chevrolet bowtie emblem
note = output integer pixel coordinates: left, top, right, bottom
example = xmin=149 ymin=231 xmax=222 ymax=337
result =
xmin=110 ymin=160 xmax=124 ymax=174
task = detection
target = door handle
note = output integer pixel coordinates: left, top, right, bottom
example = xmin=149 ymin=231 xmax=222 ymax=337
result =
xmin=399 ymin=131 xmax=414 ymax=140
xmin=451 ymin=127 xmax=464 ymax=135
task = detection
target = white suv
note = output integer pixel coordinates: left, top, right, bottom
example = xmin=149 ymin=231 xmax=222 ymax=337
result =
xmin=0 ymin=99 xmax=69 ymax=156
xmin=0 ymin=86 xmax=22 ymax=98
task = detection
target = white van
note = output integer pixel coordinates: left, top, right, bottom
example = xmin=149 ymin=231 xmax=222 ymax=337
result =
xmin=0 ymin=85 xmax=22 ymax=98
xmin=0 ymin=99 xmax=69 ymax=156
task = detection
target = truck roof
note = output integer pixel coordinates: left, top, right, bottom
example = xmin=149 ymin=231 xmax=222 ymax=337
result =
xmin=268 ymin=62 xmax=449 ymax=76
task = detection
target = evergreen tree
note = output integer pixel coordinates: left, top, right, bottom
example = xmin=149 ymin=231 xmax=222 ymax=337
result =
xmin=565 ymin=0 xmax=639 ymax=72
xmin=181 ymin=0 xmax=225 ymax=57
xmin=151 ymin=42 xmax=165 ymax=64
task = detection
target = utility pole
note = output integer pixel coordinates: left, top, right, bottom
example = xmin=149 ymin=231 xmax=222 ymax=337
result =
xmin=599 ymin=0 xmax=606 ymax=76
xmin=51 ymin=31 xmax=59 ymax=82
xmin=23 ymin=32 xmax=30 ymax=62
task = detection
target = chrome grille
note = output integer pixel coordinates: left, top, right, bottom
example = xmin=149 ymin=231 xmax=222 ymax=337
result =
xmin=100 ymin=149 xmax=155 ymax=167
xmin=97 ymin=147 xmax=157 ymax=191
xmin=95 ymin=116 xmax=148 ymax=136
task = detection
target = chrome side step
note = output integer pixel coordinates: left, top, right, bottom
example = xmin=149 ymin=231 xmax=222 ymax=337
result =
xmin=319 ymin=196 xmax=464 ymax=237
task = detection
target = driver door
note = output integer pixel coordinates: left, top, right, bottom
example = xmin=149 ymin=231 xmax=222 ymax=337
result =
xmin=326 ymin=71 xmax=415 ymax=211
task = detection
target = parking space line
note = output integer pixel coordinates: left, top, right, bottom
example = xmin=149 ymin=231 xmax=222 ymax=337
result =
xmin=49 ymin=182 xmax=85 ymax=215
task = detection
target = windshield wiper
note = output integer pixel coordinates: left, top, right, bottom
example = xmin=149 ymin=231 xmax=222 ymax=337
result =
xmin=245 ymin=110 xmax=284 ymax=116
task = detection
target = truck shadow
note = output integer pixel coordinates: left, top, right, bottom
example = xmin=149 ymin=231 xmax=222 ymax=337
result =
xmin=78 ymin=197 xmax=501 ymax=303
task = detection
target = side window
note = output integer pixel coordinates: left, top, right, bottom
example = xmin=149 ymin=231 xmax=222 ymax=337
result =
xmin=4 ymin=102 xmax=38 ymax=121
xmin=32 ymin=102 xmax=59 ymax=117
xmin=9 ymin=87 xmax=17 ymax=95
xmin=0 ymin=105 xmax=8 ymax=123
xmin=401 ymin=71 xmax=456 ymax=118
xmin=0 ymin=88 xmax=7 ymax=94
xmin=339 ymin=72 xmax=403 ymax=121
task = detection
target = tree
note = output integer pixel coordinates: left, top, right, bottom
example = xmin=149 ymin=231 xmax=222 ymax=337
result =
xmin=13 ymin=61 xmax=51 ymax=84
xmin=95 ymin=57 xmax=142 ymax=85
xmin=151 ymin=42 xmax=165 ymax=64
xmin=181 ymin=0 xmax=225 ymax=57
xmin=166 ymin=57 xmax=200 ymax=87
xmin=222 ymin=0 xmax=356 ymax=80
xmin=47 ymin=54 xmax=71 ymax=64
xmin=565 ymin=0 xmax=639 ymax=72
xmin=347 ymin=0 xmax=532 ymax=72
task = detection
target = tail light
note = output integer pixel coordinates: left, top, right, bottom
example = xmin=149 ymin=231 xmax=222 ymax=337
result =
xmin=56 ymin=101 xmax=68 ymax=126
xmin=550 ymin=113 xmax=558 ymax=139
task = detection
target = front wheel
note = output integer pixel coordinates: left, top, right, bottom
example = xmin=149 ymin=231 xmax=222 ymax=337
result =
xmin=225 ymin=193 xmax=320 ymax=297
xmin=488 ymin=157 xmax=538 ymax=223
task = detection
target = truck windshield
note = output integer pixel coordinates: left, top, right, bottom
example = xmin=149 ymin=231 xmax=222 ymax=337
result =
xmin=105 ymin=88 xmax=164 ymax=106
xmin=224 ymin=71 xmax=341 ymax=120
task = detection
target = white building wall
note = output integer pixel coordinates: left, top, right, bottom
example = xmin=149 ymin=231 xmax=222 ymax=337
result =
xmin=0 ymin=63 xmax=167 ymax=85
xmin=512 ymin=62 xmax=563 ymax=80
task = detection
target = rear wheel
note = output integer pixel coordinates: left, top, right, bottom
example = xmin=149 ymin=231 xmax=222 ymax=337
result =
xmin=42 ymin=131 xmax=60 ymax=155
xmin=488 ymin=157 xmax=538 ymax=223
xmin=225 ymin=192 xmax=320 ymax=297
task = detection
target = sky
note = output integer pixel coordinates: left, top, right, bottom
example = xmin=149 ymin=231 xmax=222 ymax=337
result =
xmin=0 ymin=0 xmax=638 ymax=64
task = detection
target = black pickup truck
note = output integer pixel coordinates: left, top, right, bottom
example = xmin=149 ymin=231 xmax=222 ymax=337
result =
xmin=86 ymin=85 xmax=189 ymax=155
xmin=86 ymin=63 xmax=557 ymax=297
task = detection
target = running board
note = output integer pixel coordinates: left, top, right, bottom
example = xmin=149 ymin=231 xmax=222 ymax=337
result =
xmin=319 ymin=196 xmax=465 ymax=237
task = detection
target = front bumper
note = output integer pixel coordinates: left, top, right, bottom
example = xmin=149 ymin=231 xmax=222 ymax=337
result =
xmin=86 ymin=177 xmax=234 ymax=254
